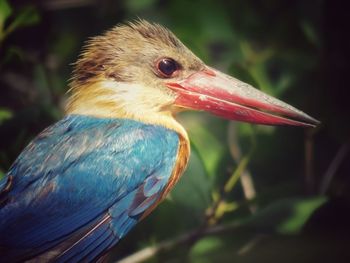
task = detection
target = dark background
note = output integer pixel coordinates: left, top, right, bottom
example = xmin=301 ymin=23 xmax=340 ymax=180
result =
xmin=0 ymin=0 xmax=349 ymax=262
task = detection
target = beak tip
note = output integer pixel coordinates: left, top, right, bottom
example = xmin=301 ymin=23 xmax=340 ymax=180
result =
xmin=302 ymin=114 xmax=321 ymax=127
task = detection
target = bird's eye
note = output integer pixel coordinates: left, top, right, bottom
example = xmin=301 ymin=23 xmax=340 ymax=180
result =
xmin=156 ymin=58 xmax=179 ymax=78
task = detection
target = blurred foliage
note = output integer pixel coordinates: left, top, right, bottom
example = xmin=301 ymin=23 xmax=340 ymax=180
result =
xmin=0 ymin=0 xmax=40 ymax=43
xmin=1 ymin=0 xmax=349 ymax=262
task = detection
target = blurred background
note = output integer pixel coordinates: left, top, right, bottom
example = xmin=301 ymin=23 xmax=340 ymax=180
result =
xmin=0 ymin=0 xmax=349 ymax=262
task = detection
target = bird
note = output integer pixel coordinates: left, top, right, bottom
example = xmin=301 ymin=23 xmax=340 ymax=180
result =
xmin=0 ymin=20 xmax=319 ymax=262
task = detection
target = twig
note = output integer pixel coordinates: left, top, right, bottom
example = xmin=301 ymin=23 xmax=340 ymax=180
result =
xmin=115 ymin=221 xmax=241 ymax=263
xmin=237 ymin=234 xmax=267 ymax=256
xmin=304 ymin=128 xmax=315 ymax=194
xmin=228 ymin=122 xmax=257 ymax=212
xmin=239 ymin=171 xmax=256 ymax=202
xmin=320 ymin=141 xmax=350 ymax=194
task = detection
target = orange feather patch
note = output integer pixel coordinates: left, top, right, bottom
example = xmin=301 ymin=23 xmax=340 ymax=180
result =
xmin=140 ymin=134 xmax=190 ymax=219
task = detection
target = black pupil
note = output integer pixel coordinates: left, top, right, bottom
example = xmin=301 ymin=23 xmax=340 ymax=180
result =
xmin=158 ymin=59 xmax=177 ymax=76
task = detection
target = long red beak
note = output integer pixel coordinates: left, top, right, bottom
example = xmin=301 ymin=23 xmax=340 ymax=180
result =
xmin=167 ymin=67 xmax=319 ymax=127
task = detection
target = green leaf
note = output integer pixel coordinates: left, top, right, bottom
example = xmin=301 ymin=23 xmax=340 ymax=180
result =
xmin=0 ymin=169 xmax=4 ymax=180
xmin=190 ymin=236 xmax=224 ymax=261
xmin=188 ymin=121 xmax=225 ymax=177
xmin=5 ymin=6 xmax=40 ymax=36
xmin=0 ymin=108 xmax=13 ymax=124
xmin=277 ymin=197 xmax=327 ymax=234
xmin=247 ymin=196 xmax=327 ymax=235
xmin=0 ymin=0 xmax=12 ymax=32
xmin=300 ymin=20 xmax=320 ymax=49
xmin=237 ymin=123 xmax=255 ymax=138
xmin=171 ymin=150 xmax=212 ymax=212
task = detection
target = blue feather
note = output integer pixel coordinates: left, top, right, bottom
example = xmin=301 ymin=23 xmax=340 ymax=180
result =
xmin=0 ymin=114 xmax=179 ymax=262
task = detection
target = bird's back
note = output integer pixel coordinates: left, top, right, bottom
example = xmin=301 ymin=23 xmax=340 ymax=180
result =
xmin=0 ymin=115 xmax=181 ymax=262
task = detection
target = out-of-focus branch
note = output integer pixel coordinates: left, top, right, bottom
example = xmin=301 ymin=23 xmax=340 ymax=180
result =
xmin=42 ymin=0 xmax=96 ymax=10
xmin=228 ymin=122 xmax=257 ymax=212
xmin=320 ymin=140 xmax=350 ymax=194
xmin=304 ymin=128 xmax=316 ymax=194
xmin=116 ymin=221 xmax=241 ymax=263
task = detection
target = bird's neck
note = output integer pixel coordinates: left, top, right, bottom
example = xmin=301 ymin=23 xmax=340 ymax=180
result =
xmin=65 ymin=80 xmax=189 ymax=141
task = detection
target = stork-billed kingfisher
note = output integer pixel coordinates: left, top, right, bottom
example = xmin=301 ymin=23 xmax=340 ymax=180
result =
xmin=0 ymin=20 xmax=318 ymax=262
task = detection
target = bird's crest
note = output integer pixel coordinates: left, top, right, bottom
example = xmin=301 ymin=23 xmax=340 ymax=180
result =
xmin=70 ymin=20 xmax=185 ymax=87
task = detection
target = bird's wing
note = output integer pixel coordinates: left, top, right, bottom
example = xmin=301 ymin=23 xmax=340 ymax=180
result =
xmin=0 ymin=115 xmax=179 ymax=262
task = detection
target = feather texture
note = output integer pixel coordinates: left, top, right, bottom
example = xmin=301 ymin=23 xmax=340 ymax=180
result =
xmin=0 ymin=115 xmax=180 ymax=262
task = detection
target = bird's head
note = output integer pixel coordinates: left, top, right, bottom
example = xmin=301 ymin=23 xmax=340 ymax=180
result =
xmin=66 ymin=20 xmax=318 ymax=136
